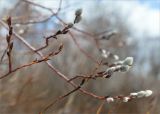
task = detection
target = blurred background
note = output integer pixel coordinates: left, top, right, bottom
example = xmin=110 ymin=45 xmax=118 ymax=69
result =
xmin=0 ymin=0 xmax=160 ymax=114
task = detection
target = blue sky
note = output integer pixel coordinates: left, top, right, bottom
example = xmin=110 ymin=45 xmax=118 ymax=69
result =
xmin=0 ymin=0 xmax=159 ymax=38
xmin=138 ymin=0 xmax=160 ymax=10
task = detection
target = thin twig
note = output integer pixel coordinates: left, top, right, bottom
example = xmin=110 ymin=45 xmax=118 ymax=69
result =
xmin=2 ymin=17 xmax=14 ymax=72
xmin=0 ymin=43 xmax=63 ymax=79
xmin=0 ymin=19 xmax=105 ymax=100
xmin=56 ymin=0 xmax=62 ymax=14
xmin=22 ymin=0 xmax=100 ymax=49
xmin=35 ymin=24 xmax=72 ymax=52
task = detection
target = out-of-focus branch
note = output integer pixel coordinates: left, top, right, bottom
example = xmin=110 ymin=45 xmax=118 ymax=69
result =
xmin=96 ymin=100 xmax=105 ymax=114
xmin=98 ymin=30 xmax=117 ymax=40
xmin=16 ymin=75 xmax=33 ymax=103
xmin=40 ymin=79 xmax=85 ymax=114
xmin=69 ymin=32 xmax=100 ymax=64
xmin=56 ymin=0 xmax=62 ymax=14
xmin=41 ymin=61 xmax=103 ymax=113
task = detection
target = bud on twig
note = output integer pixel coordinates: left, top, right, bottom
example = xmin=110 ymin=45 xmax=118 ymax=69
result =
xmin=10 ymin=42 xmax=13 ymax=51
xmin=113 ymin=57 xmax=134 ymax=68
xmin=55 ymin=30 xmax=62 ymax=35
xmin=137 ymin=90 xmax=153 ymax=98
xmin=144 ymin=90 xmax=153 ymax=97
xmin=59 ymin=44 xmax=63 ymax=51
xmin=123 ymin=57 xmax=133 ymax=66
xmin=100 ymin=49 xmax=109 ymax=59
xmin=67 ymin=23 xmax=74 ymax=28
xmin=9 ymin=27 xmax=13 ymax=35
xmin=74 ymin=15 xmax=82 ymax=24
xmin=123 ymin=97 xmax=130 ymax=102
xmin=7 ymin=51 xmax=10 ymax=56
xmin=119 ymin=65 xmax=130 ymax=72
xmin=101 ymin=31 xmax=117 ymax=40
xmin=103 ymin=57 xmax=133 ymax=78
xmin=7 ymin=16 xmax=11 ymax=27
xmin=6 ymin=35 xmax=10 ymax=43
xmin=75 ymin=9 xmax=82 ymax=16
xmin=113 ymin=54 xmax=119 ymax=60
xmin=62 ymin=29 xmax=69 ymax=34
xmin=130 ymin=92 xmax=138 ymax=97
xmin=106 ymin=97 xmax=114 ymax=103
xmin=74 ymin=8 xmax=82 ymax=24
xmin=105 ymin=90 xmax=153 ymax=104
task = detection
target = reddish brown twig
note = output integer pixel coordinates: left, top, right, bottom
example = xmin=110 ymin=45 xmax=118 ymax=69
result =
xmin=21 ymin=0 xmax=114 ymax=52
xmin=1 ymin=17 xmax=14 ymax=72
xmin=67 ymin=72 xmax=108 ymax=83
xmin=0 ymin=19 xmax=109 ymax=114
xmin=67 ymin=64 xmax=126 ymax=83
xmin=35 ymin=23 xmax=73 ymax=52
xmin=43 ymin=62 xmax=103 ymax=113
xmin=21 ymin=0 xmax=100 ymax=49
xmin=0 ymin=19 xmax=104 ymax=101
xmin=68 ymin=60 xmax=103 ymax=82
xmin=0 ymin=43 xmax=63 ymax=79
xmin=41 ymin=62 xmax=104 ymax=113
xmin=67 ymin=75 xmax=92 ymax=82
xmin=22 ymin=1 xmax=99 ymax=64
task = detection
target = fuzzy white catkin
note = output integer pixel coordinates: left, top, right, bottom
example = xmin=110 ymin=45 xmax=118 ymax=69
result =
xmin=19 ymin=29 xmax=24 ymax=34
xmin=123 ymin=57 xmax=134 ymax=66
xmin=123 ymin=97 xmax=130 ymax=102
xmin=119 ymin=65 xmax=130 ymax=72
xmin=130 ymin=90 xmax=153 ymax=98
xmin=101 ymin=49 xmax=106 ymax=54
xmin=106 ymin=68 xmax=114 ymax=75
xmin=144 ymin=90 xmax=153 ymax=97
xmin=102 ymin=54 xmax=108 ymax=58
xmin=137 ymin=91 xmax=146 ymax=98
xmin=130 ymin=92 xmax=138 ymax=97
xmin=114 ymin=61 xmax=123 ymax=65
xmin=75 ymin=9 xmax=82 ymax=16
xmin=101 ymin=49 xmax=108 ymax=58
xmin=113 ymin=55 xmax=119 ymax=60
xmin=106 ymin=97 xmax=114 ymax=103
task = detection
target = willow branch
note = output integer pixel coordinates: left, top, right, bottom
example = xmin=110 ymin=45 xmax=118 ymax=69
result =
xmin=0 ymin=20 xmax=105 ymax=100
xmin=0 ymin=44 xmax=63 ymax=79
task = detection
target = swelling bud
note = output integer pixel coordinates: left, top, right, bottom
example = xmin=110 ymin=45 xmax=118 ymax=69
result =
xmin=123 ymin=57 xmax=133 ymax=66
